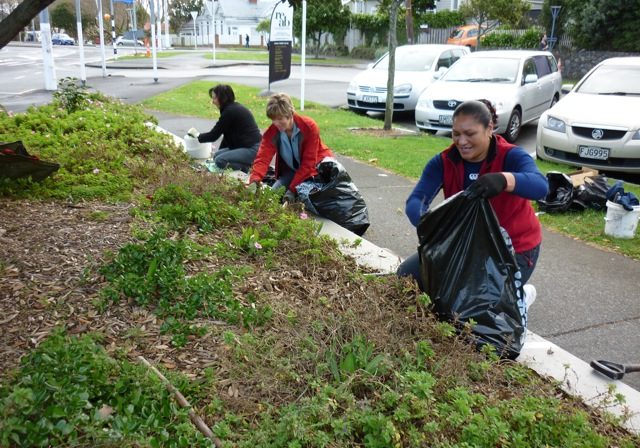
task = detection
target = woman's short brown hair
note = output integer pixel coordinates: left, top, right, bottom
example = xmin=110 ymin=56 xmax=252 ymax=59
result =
xmin=266 ymin=92 xmax=295 ymax=119
xmin=208 ymin=84 xmax=235 ymax=108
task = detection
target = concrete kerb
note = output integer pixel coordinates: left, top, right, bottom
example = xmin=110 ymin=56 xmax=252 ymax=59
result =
xmin=157 ymin=124 xmax=640 ymax=435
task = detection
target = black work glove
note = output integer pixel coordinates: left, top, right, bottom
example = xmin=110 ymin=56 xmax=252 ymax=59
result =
xmin=466 ymin=173 xmax=507 ymax=199
xmin=282 ymin=189 xmax=296 ymax=204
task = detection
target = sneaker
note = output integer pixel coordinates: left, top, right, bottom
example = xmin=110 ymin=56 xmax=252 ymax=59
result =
xmin=523 ymin=284 xmax=537 ymax=310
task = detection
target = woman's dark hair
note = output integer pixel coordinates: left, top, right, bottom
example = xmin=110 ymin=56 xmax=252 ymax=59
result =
xmin=452 ymin=99 xmax=498 ymax=128
xmin=208 ymin=84 xmax=235 ymax=107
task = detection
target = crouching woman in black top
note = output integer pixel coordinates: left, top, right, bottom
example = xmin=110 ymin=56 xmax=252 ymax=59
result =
xmin=196 ymin=84 xmax=262 ymax=173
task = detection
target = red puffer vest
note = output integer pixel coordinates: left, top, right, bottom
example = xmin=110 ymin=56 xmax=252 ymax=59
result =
xmin=440 ymin=135 xmax=541 ymax=253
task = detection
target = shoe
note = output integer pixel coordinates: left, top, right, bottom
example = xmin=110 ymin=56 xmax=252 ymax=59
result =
xmin=523 ymin=284 xmax=537 ymax=310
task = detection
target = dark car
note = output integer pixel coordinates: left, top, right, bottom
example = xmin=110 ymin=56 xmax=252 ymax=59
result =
xmin=52 ymin=33 xmax=75 ymax=45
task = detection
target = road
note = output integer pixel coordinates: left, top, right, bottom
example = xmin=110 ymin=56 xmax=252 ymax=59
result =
xmin=2 ymin=44 xmax=640 ymax=391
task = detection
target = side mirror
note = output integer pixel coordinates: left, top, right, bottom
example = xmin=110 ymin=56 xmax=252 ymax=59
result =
xmin=524 ymin=73 xmax=538 ymax=84
xmin=433 ymin=67 xmax=447 ymax=79
xmin=561 ymin=83 xmax=575 ymax=94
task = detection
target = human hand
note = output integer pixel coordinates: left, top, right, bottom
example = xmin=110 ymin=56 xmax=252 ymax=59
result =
xmin=282 ymin=189 xmax=296 ymax=204
xmin=246 ymin=181 xmax=259 ymax=194
xmin=187 ymin=127 xmax=199 ymax=138
xmin=466 ymin=173 xmax=507 ymax=199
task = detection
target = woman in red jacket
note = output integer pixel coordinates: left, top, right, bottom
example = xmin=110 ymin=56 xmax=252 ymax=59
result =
xmin=249 ymin=93 xmax=333 ymax=201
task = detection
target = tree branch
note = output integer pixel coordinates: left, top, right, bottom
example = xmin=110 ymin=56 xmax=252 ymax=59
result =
xmin=0 ymin=0 xmax=58 ymax=49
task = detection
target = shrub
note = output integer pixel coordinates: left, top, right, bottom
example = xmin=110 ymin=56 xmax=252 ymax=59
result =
xmin=350 ymin=46 xmax=377 ymax=60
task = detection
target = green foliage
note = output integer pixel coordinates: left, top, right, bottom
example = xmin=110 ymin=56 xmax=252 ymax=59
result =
xmin=325 ymin=335 xmax=389 ymax=382
xmin=100 ymin=228 xmax=272 ymax=344
xmin=349 ymin=45 xmax=378 ymax=60
xmin=567 ymin=0 xmax=640 ymax=51
xmin=418 ymin=10 xmax=466 ymax=28
xmin=50 ymin=3 xmax=76 ymax=38
xmin=460 ymin=0 xmax=531 ymax=40
xmin=169 ymin=0 xmax=204 ymax=37
xmin=482 ymin=28 xmax=542 ymax=49
xmin=53 ymin=77 xmax=90 ymax=113
xmin=0 ymin=93 xmax=187 ymax=202
xmin=0 ymin=329 xmax=213 ymax=447
xmin=292 ymin=0 xmax=351 ymax=57
xmin=351 ymin=13 xmax=389 ymax=47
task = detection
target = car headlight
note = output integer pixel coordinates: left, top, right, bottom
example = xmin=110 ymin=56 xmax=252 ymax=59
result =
xmin=394 ymin=83 xmax=412 ymax=95
xmin=347 ymin=80 xmax=357 ymax=94
xmin=543 ymin=115 xmax=566 ymax=133
xmin=632 ymin=130 xmax=640 ymax=140
xmin=417 ymin=97 xmax=431 ymax=109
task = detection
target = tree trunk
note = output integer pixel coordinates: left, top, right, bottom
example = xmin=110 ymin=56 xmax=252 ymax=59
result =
xmin=384 ymin=1 xmax=401 ymax=131
xmin=0 ymin=0 xmax=58 ymax=49
xmin=314 ymin=31 xmax=321 ymax=59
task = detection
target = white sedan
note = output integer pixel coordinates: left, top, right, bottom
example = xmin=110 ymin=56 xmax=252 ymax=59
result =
xmin=346 ymin=44 xmax=470 ymax=114
xmin=415 ymin=50 xmax=562 ymax=142
xmin=536 ymin=57 xmax=640 ymax=173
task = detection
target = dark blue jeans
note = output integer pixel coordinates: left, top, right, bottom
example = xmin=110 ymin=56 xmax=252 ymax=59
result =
xmin=396 ymin=244 xmax=541 ymax=292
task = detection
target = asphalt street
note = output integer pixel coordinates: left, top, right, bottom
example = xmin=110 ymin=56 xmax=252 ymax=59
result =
xmin=2 ymin=45 xmax=639 ymax=391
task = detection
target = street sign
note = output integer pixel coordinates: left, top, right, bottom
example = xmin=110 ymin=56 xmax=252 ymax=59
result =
xmin=268 ymin=1 xmax=293 ymax=86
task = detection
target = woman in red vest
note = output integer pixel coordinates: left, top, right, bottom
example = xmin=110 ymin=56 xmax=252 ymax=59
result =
xmin=398 ymin=100 xmax=548 ymax=307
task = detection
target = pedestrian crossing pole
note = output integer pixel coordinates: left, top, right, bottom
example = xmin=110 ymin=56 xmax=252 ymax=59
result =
xmin=109 ymin=0 xmax=118 ymax=59
xmin=74 ymin=0 xmax=87 ymax=85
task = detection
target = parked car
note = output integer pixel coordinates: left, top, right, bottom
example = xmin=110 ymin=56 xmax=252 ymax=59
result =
xmin=447 ymin=24 xmax=486 ymax=49
xmin=536 ymin=57 xmax=640 ymax=173
xmin=415 ymin=50 xmax=562 ymax=142
xmin=346 ymin=44 xmax=470 ymax=114
xmin=115 ymin=36 xmax=144 ymax=47
xmin=52 ymin=33 xmax=75 ymax=45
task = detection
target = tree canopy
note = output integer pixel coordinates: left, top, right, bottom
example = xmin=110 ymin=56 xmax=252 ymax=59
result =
xmin=566 ymin=0 xmax=640 ymax=51
xmin=459 ymin=0 xmax=530 ymax=48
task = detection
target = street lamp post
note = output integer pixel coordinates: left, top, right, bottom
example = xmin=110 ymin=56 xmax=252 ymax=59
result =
xmin=190 ymin=10 xmax=198 ymax=49
xmin=549 ymin=5 xmax=561 ymax=51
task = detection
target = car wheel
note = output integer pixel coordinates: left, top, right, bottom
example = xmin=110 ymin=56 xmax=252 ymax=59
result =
xmin=422 ymin=129 xmax=437 ymax=135
xmin=504 ymin=109 xmax=522 ymax=143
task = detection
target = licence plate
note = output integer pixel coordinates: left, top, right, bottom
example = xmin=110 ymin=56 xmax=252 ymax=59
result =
xmin=439 ymin=114 xmax=453 ymax=125
xmin=362 ymin=95 xmax=378 ymax=103
xmin=578 ymin=145 xmax=609 ymax=160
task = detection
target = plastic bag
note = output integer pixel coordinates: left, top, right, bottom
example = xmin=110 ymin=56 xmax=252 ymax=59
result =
xmin=0 ymin=141 xmax=59 ymax=182
xmin=417 ymin=192 xmax=526 ymax=359
xmin=573 ymin=175 xmax=609 ymax=211
xmin=297 ymin=158 xmax=370 ymax=236
xmin=537 ymin=171 xmax=574 ymax=213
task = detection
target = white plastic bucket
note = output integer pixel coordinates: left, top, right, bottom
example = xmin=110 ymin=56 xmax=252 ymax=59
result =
xmin=183 ymin=135 xmax=211 ymax=159
xmin=604 ymin=200 xmax=640 ymax=239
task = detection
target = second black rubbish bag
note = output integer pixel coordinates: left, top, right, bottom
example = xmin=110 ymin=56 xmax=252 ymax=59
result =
xmin=304 ymin=158 xmax=370 ymax=236
xmin=417 ymin=192 xmax=526 ymax=359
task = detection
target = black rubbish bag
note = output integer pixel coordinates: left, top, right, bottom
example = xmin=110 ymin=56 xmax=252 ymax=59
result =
xmin=417 ymin=192 xmax=526 ymax=359
xmin=537 ymin=171 xmax=574 ymax=213
xmin=307 ymin=159 xmax=370 ymax=236
xmin=573 ymin=175 xmax=609 ymax=211
xmin=0 ymin=141 xmax=60 ymax=182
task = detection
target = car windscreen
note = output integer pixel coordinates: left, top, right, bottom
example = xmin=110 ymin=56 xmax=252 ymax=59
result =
xmin=374 ymin=48 xmax=437 ymax=71
xmin=442 ymin=57 xmax=519 ymax=83
xmin=576 ymin=65 xmax=640 ymax=96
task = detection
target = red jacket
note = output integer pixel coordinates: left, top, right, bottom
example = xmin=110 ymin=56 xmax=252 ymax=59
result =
xmin=441 ymin=135 xmax=542 ymax=253
xmin=249 ymin=114 xmax=334 ymax=191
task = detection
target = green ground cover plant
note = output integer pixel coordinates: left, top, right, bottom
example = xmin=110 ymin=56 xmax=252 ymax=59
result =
xmin=1 ymin=82 xmax=639 ymax=447
xmin=142 ymin=81 xmax=640 ymax=260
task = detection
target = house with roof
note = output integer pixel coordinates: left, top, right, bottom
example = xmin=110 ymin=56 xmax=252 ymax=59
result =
xmin=179 ymin=0 xmax=274 ymax=47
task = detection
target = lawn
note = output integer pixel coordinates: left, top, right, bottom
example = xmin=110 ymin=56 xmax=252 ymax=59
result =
xmin=142 ymin=81 xmax=640 ymax=260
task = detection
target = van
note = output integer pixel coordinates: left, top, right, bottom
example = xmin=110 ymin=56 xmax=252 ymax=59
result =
xmin=447 ymin=24 xmax=485 ymax=49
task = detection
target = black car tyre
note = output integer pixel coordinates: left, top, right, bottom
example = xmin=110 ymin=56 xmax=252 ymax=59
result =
xmin=504 ymin=108 xmax=521 ymax=143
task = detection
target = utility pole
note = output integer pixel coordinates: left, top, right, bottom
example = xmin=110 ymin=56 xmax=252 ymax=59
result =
xmin=405 ymin=0 xmax=414 ymax=45
xmin=74 ymin=0 xmax=87 ymax=85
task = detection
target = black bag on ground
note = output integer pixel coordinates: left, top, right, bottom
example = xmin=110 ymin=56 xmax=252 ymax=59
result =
xmin=573 ymin=175 xmax=609 ymax=211
xmin=0 ymin=141 xmax=60 ymax=182
xmin=308 ymin=159 xmax=370 ymax=236
xmin=417 ymin=192 xmax=525 ymax=359
xmin=537 ymin=171 xmax=574 ymax=213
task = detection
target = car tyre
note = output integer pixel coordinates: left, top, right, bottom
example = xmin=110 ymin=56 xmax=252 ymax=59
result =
xmin=504 ymin=108 xmax=521 ymax=143
xmin=422 ymin=129 xmax=437 ymax=135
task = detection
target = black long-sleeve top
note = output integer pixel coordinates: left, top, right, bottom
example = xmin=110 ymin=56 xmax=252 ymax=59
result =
xmin=197 ymin=102 xmax=262 ymax=149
